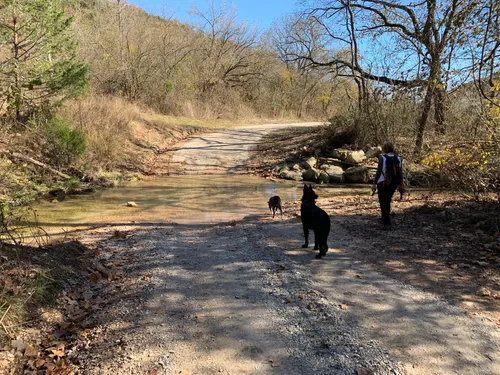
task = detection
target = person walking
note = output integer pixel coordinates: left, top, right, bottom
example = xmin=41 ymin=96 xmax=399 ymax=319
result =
xmin=371 ymin=142 xmax=404 ymax=229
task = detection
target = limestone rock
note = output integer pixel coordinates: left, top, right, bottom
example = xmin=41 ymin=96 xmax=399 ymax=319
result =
xmin=301 ymin=157 xmax=317 ymax=169
xmin=345 ymin=166 xmax=369 ymax=183
xmin=366 ymin=146 xmax=382 ymax=158
xmin=279 ymin=170 xmax=303 ymax=181
xmin=345 ymin=150 xmax=366 ymax=164
xmin=332 ymin=149 xmax=350 ymax=161
xmin=321 ymin=165 xmax=345 ymax=183
xmin=302 ymin=168 xmax=320 ymax=181
xmin=318 ymin=171 xmax=330 ymax=183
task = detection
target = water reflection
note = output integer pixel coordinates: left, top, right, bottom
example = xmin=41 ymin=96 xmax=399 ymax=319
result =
xmin=28 ymin=175 xmax=366 ymax=237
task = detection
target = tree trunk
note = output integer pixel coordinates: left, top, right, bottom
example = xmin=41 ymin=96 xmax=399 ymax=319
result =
xmin=414 ymin=87 xmax=434 ymax=155
xmin=434 ymin=85 xmax=446 ymax=134
xmin=12 ymin=15 xmax=21 ymax=121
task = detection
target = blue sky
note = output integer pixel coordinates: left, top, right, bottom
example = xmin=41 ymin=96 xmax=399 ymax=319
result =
xmin=129 ymin=0 xmax=300 ymax=31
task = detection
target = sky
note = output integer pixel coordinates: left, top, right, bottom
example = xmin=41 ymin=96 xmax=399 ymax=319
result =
xmin=128 ymin=0 xmax=300 ymax=31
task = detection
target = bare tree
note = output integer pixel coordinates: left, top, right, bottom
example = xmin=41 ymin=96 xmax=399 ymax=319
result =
xmin=270 ymin=15 xmax=338 ymax=118
xmin=190 ymin=2 xmax=261 ymax=98
xmin=290 ymin=0 xmax=479 ymax=153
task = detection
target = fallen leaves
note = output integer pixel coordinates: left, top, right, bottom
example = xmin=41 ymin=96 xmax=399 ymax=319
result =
xmin=24 ymin=341 xmax=77 ymax=375
xmin=476 ymin=288 xmax=492 ymax=297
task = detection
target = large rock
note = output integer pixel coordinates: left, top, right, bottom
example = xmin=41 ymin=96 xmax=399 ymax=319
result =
xmin=345 ymin=150 xmax=366 ymax=164
xmin=366 ymin=146 xmax=382 ymax=158
xmin=332 ymin=148 xmax=350 ymax=161
xmin=321 ymin=164 xmax=345 ymax=183
xmin=319 ymin=158 xmax=344 ymax=168
xmin=318 ymin=171 xmax=330 ymax=183
xmin=301 ymin=157 xmax=317 ymax=169
xmin=280 ymin=170 xmax=303 ymax=181
xmin=302 ymin=168 xmax=320 ymax=181
xmin=345 ymin=166 xmax=369 ymax=183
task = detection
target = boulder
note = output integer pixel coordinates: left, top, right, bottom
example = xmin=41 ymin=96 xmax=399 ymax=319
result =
xmin=302 ymin=168 xmax=320 ymax=181
xmin=345 ymin=150 xmax=366 ymax=164
xmin=344 ymin=166 xmax=369 ymax=183
xmin=280 ymin=170 xmax=303 ymax=181
xmin=301 ymin=157 xmax=317 ymax=169
xmin=319 ymin=158 xmax=344 ymax=168
xmin=366 ymin=146 xmax=382 ymax=158
xmin=321 ymin=164 xmax=345 ymax=183
xmin=318 ymin=171 xmax=330 ymax=183
xmin=332 ymin=148 xmax=350 ymax=161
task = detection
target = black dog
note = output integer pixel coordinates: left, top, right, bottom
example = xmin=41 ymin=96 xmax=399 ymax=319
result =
xmin=268 ymin=196 xmax=283 ymax=218
xmin=301 ymin=185 xmax=331 ymax=259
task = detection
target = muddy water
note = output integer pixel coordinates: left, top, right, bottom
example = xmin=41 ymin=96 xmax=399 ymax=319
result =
xmin=29 ymin=175 xmax=365 ymax=239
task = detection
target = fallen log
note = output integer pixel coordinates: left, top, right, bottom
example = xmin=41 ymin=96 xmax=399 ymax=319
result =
xmin=1 ymin=151 xmax=72 ymax=180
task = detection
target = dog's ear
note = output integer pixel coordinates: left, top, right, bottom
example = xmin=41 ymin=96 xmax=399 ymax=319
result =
xmin=303 ymin=184 xmax=308 ymax=192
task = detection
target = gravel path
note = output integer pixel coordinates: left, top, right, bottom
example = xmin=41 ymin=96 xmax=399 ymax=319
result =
xmin=169 ymin=123 xmax=322 ymax=174
xmin=75 ymin=123 xmax=498 ymax=375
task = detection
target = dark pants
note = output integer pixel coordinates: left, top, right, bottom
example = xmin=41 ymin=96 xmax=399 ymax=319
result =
xmin=377 ymin=182 xmax=398 ymax=226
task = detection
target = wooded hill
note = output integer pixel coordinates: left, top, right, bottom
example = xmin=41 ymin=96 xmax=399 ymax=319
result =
xmin=73 ymin=0 xmax=349 ymax=119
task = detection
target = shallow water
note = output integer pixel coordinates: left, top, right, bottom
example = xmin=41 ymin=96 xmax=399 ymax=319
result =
xmin=24 ymin=175 xmax=366 ymax=240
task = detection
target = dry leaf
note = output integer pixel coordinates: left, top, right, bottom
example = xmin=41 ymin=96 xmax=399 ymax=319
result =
xmin=270 ymin=360 xmax=282 ymax=367
xmin=476 ymin=288 xmax=492 ymax=297
xmin=49 ymin=343 xmax=65 ymax=357
xmin=24 ymin=345 xmax=38 ymax=358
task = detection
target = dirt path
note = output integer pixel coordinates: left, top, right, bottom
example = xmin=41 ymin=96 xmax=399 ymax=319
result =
xmin=168 ymin=123 xmax=322 ymax=174
xmin=72 ymin=123 xmax=498 ymax=375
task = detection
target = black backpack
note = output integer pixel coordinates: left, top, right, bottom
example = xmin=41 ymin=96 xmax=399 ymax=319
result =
xmin=383 ymin=155 xmax=402 ymax=187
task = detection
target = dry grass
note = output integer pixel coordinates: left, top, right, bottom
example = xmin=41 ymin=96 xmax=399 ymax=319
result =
xmin=58 ymin=96 xmax=141 ymax=171
xmin=58 ymin=94 xmax=305 ymax=175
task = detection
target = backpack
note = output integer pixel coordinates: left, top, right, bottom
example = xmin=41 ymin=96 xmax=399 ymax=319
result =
xmin=383 ymin=155 xmax=402 ymax=187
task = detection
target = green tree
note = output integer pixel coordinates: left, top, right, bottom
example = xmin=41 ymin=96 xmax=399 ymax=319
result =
xmin=0 ymin=0 xmax=87 ymax=120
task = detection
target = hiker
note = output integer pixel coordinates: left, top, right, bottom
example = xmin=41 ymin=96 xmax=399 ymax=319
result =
xmin=371 ymin=142 xmax=404 ymax=229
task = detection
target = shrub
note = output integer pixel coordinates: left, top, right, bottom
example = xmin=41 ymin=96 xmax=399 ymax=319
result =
xmin=43 ymin=117 xmax=86 ymax=168
xmin=422 ymin=142 xmax=499 ymax=199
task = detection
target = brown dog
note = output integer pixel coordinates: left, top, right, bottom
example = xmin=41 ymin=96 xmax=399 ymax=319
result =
xmin=268 ymin=196 xmax=283 ymax=218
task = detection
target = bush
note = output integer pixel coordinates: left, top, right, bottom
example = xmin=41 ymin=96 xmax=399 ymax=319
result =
xmin=320 ymin=113 xmax=360 ymax=150
xmin=43 ymin=118 xmax=86 ymax=168
xmin=421 ymin=142 xmax=500 ymax=199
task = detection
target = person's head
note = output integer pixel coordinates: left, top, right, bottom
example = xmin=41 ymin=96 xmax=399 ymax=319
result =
xmin=382 ymin=142 xmax=395 ymax=154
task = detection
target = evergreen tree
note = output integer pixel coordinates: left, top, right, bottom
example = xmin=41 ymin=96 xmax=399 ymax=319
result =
xmin=0 ymin=0 xmax=88 ymax=120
